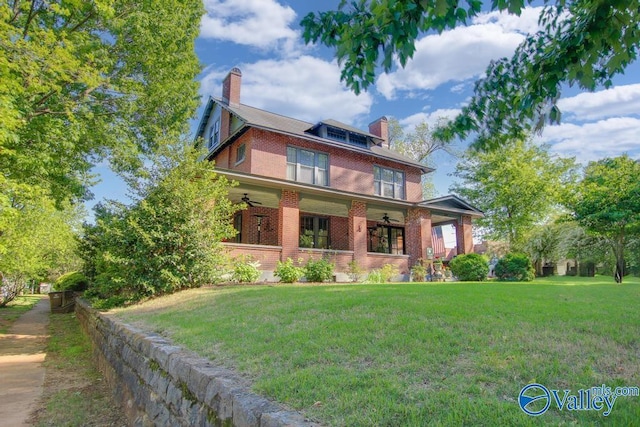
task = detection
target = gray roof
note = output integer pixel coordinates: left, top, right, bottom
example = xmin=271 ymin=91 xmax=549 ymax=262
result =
xmin=419 ymin=195 xmax=484 ymax=217
xmin=199 ymin=97 xmax=433 ymax=173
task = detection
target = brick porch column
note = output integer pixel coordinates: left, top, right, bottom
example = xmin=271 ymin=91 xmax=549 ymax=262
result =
xmin=455 ymin=215 xmax=474 ymax=255
xmin=278 ymin=190 xmax=299 ymax=260
xmin=406 ymin=208 xmax=432 ymax=267
xmin=348 ymin=201 xmax=367 ymax=269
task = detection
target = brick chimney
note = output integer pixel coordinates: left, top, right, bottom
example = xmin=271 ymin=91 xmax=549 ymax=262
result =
xmin=369 ymin=116 xmax=389 ymax=148
xmin=222 ymin=67 xmax=242 ymax=106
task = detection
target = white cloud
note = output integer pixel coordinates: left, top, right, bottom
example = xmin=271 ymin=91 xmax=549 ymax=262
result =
xmin=200 ymin=56 xmax=373 ymax=125
xmin=376 ymin=7 xmax=543 ymax=99
xmin=399 ymin=109 xmax=461 ymax=131
xmin=540 ymin=117 xmax=640 ymax=163
xmin=200 ymin=0 xmax=299 ymax=54
xmin=558 ymin=84 xmax=640 ymax=121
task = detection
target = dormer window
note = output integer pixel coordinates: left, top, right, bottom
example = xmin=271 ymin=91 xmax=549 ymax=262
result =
xmin=326 ymin=126 xmax=346 ymax=142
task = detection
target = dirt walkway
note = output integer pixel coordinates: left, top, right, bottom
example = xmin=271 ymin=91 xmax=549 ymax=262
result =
xmin=0 ymin=296 xmax=49 ymax=427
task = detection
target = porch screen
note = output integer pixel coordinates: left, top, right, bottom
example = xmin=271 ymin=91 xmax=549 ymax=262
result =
xmin=368 ymin=226 xmax=405 ymax=255
xmin=300 ymin=216 xmax=329 ymax=249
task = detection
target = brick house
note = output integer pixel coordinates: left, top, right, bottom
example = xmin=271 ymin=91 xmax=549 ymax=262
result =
xmin=196 ymin=68 xmax=483 ymax=281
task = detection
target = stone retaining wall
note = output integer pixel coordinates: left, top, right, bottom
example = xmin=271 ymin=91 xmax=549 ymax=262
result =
xmin=75 ymin=299 xmax=316 ymax=426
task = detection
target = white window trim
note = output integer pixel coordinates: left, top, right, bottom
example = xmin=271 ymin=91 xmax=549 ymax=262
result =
xmin=235 ymin=143 xmax=246 ymax=165
xmin=286 ymin=146 xmax=329 ymax=186
xmin=374 ymin=165 xmax=405 ymax=200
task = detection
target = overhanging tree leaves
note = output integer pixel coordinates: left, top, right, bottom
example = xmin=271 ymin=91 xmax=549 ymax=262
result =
xmin=388 ymin=117 xmax=457 ymax=198
xmin=0 ymin=188 xmax=82 ymax=307
xmin=451 ymin=138 xmax=577 ymax=246
xmin=302 ymin=1 xmax=640 ymax=148
xmin=566 ymin=155 xmax=640 ymax=283
xmin=0 ymin=0 xmax=203 ymax=204
xmin=81 ymin=146 xmax=240 ymax=307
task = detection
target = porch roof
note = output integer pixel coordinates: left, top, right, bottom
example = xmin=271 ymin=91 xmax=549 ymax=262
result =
xmin=217 ymin=169 xmax=483 ymax=222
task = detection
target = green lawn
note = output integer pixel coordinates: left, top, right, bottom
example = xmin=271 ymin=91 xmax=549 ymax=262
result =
xmin=115 ymin=276 xmax=640 ymax=426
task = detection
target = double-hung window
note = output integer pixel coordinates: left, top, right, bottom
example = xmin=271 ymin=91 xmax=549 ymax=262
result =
xmin=374 ymin=166 xmax=404 ymax=199
xmin=287 ymin=147 xmax=328 ymax=186
xmin=208 ymin=120 xmax=220 ymax=149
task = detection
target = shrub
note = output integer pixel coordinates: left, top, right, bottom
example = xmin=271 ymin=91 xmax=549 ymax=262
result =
xmin=305 ymin=258 xmax=335 ymax=282
xmin=232 ymin=256 xmax=261 ymax=283
xmin=495 ymin=253 xmax=535 ymax=282
xmin=449 ymin=253 xmax=489 ymax=281
xmin=347 ymin=260 xmax=364 ymax=282
xmin=411 ymin=259 xmax=428 ymax=282
xmin=274 ymin=258 xmax=304 ymax=283
xmin=366 ymin=264 xmax=399 ymax=283
xmin=54 ymin=271 xmax=89 ymax=292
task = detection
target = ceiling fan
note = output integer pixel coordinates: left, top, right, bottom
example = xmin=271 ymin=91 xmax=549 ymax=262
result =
xmin=381 ymin=213 xmax=399 ymax=224
xmin=241 ymin=193 xmax=262 ymax=208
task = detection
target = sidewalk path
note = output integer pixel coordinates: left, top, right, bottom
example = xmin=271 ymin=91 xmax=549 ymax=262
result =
xmin=0 ymin=296 xmax=50 ymax=426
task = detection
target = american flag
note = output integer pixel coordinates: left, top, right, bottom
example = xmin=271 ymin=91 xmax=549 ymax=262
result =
xmin=432 ymin=226 xmax=446 ymax=257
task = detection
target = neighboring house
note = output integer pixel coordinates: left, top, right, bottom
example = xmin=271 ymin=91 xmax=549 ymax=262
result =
xmin=195 ymin=68 xmax=483 ymax=281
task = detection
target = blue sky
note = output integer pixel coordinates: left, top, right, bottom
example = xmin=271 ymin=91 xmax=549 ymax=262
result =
xmin=89 ymin=0 xmax=640 ymax=212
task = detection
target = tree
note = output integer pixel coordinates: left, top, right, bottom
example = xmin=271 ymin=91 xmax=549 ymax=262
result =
xmin=451 ymin=138 xmax=576 ymax=247
xmin=523 ymin=222 xmax=564 ymax=276
xmin=387 ymin=117 xmax=456 ymax=198
xmin=0 ymin=188 xmax=82 ymax=307
xmin=302 ymin=1 xmax=640 ymax=148
xmin=0 ymin=0 xmax=203 ymax=205
xmin=81 ymin=146 xmax=239 ymax=307
xmin=565 ymin=155 xmax=640 ymax=283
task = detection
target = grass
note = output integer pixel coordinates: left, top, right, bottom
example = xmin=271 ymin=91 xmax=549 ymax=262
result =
xmin=0 ymin=295 xmax=41 ymax=333
xmin=32 ymin=312 xmax=127 ymax=427
xmin=114 ymin=276 xmax=640 ymax=426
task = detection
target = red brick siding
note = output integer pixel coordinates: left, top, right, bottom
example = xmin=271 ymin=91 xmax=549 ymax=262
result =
xmin=214 ymin=146 xmax=230 ymax=169
xmin=297 ymin=250 xmax=354 ymax=274
xmin=237 ymin=129 xmax=424 ymax=202
xmin=405 ymin=208 xmax=432 ymax=266
xmin=349 ymin=201 xmax=368 ymax=267
xmin=455 ymin=215 xmax=474 ymax=255
xmin=238 ymin=207 xmax=278 ymax=246
xmin=279 ymin=190 xmax=299 ymax=260
xmin=329 ymin=215 xmax=349 ymax=251
xmin=223 ymin=244 xmax=281 ymax=272
xmin=366 ymin=254 xmax=409 ymax=275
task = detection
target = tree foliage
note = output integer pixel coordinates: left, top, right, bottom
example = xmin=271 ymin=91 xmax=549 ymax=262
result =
xmin=0 ymin=0 xmax=203 ymax=205
xmin=81 ymin=147 xmax=239 ymax=307
xmin=565 ymin=155 xmax=640 ymax=283
xmin=302 ymin=1 xmax=640 ymax=148
xmin=0 ymin=187 xmax=82 ymax=306
xmin=451 ymin=138 xmax=576 ymax=246
xmin=388 ymin=117 xmax=456 ymax=198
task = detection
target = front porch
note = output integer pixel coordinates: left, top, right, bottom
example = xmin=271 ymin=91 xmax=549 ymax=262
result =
xmin=221 ymin=173 xmax=480 ymax=282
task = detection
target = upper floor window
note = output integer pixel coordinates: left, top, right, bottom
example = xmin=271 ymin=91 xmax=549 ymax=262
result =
xmin=235 ymin=144 xmax=246 ymax=164
xmin=287 ymin=147 xmax=328 ymax=186
xmin=374 ymin=166 xmax=405 ymax=199
xmin=208 ymin=120 xmax=220 ymax=149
